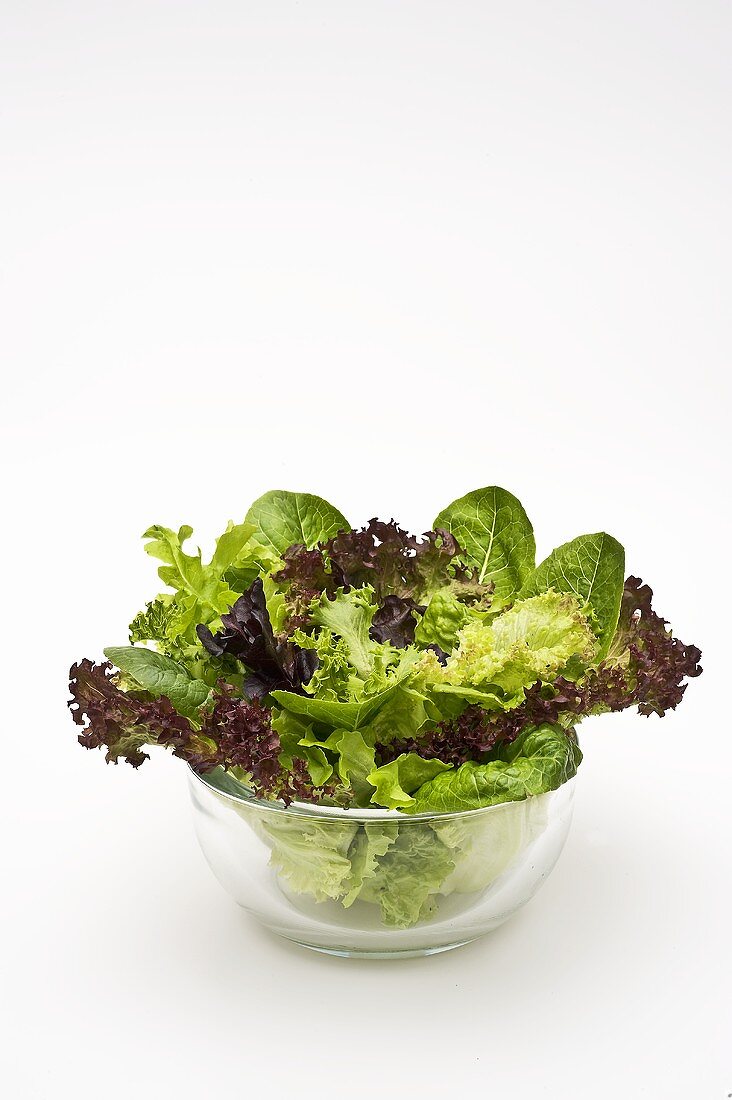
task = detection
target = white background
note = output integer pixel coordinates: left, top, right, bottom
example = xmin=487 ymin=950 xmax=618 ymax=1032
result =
xmin=1 ymin=2 xmax=730 ymax=1097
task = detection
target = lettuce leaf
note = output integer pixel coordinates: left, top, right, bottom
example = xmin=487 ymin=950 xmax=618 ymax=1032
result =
xmin=103 ymin=645 xmax=211 ymax=720
xmin=369 ymin=595 xmax=423 ymax=648
xmin=68 ymin=659 xmax=218 ymax=769
xmin=434 ymin=486 xmax=536 ymax=603
xmin=520 ymin=532 xmax=625 ymax=656
xmin=433 ymin=591 xmax=597 ymax=706
xmin=356 ymin=827 xmax=456 ymax=926
xmin=264 ymin=817 xmax=358 ymax=902
xmin=245 ymin=489 xmax=349 ymax=557
xmin=341 ymin=825 xmax=399 ymax=907
xmin=142 ymin=521 xmax=264 ymax=624
xmin=310 ymin=587 xmax=384 ymax=679
xmin=406 ymin=724 xmax=581 ymax=814
xmin=270 ymin=683 xmax=402 ymax=733
xmin=196 ymin=579 xmax=318 ymax=698
xmin=274 ymin=521 xmax=492 ymax=633
xmin=367 ymin=753 xmax=453 ymax=810
xmin=297 ymin=725 xmax=377 ymax=803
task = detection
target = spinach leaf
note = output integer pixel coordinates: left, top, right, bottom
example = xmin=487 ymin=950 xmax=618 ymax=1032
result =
xmin=245 ymin=490 xmax=349 ymax=556
xmin=434 ymin=486 xmax=535 ymax=603
xmin=519 ymin=532 xmax=625 ymax=655
xmin=103 ymin=645 xmax=211 ymax=719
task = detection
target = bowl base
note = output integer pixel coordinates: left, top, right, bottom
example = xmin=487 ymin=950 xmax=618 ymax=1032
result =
xmin=294 ymin=939 xmax=476 ymax=959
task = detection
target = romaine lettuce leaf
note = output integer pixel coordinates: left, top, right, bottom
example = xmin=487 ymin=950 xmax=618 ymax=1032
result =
xmin=245 ymin=489 xmax=349 ymax=556
xmin=406 ymin=724 xmax=581 ymax=814
xmin=434 ymin=486 xmax=535 ymax=603
xmin=520 ymin=532 xmax=625 ymax=656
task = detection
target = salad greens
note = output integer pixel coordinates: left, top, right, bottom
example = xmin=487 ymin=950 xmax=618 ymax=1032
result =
xmin=69 ymin=485 xmax=702 ymax=926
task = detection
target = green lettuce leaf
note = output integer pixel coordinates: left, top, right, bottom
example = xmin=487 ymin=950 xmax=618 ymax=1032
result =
xmin=264 ymin=817 xmax=358 ymax=902
xmin=406 ymin=724 xmax=581 ymax=814
xmin=520 ymin=532 xmax=625 ymax=656
xmin=271 ymin=645 xmax=420 ymax=732
xmin=293 ymin=629 xmax=358 ymax=701
xmin=430 ymin=797 xmax=547 ymax=895
xmin=270 ymin=683 xmax=401 ymax=733
xmin=103 ymin=645 xmax=211 ymax=719
xmin=310 ymin=587 xmax=382 ymax=679
xmin=434 ymin=486 xmax=535 ymax=603
xmin=438 ymin=591 xmax=597 ymax=699
xmin=367 ymin=753 xmax=453 ymax=810
xmin=413 ymin=583 xmax=495 ymax=653
xmin=341 ymin=825 xmax=399 ymax=907
xmin=298 ymin=726 xmax=377 ymax=803
xmin=140 ymin=520 xmax=272 ymax=636
xmin=245 ymin=489 xmax=349 ymax=557
xmin=357 ymin=827 xmax=456 ymax=926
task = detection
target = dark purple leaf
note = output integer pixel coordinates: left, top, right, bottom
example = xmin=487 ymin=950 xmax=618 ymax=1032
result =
xmin=369 ymin=595 xmax=425 ymax=647
xmin=68 ymin=659 xmax=217 ymax=769
xmin=196 ymin=578 xmax=318 ymax=698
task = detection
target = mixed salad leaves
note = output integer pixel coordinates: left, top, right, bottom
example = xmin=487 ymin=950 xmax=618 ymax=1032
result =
xmin=69 ymin=486 xmax=702 ymax=816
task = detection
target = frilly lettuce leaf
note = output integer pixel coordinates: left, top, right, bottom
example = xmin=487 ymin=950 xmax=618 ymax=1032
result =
xmin=130 ymin=520 xmax=277 ymax=685
xmin=271 ymin=643 xmax=421 ymax=732
xmin=293 ymin=629 xmax=357 ymax=701
xmin=196 ymin=579 xmax=317 ymax=698
xmin=143 ymin=521 xmax=259 ymax=617
xmin=406 ymin=724 xmax=581 ymax=814
xmin=437 ymin=590 xmax=597 ymax=700
xmin=310 ymin=587 xmax=385 ymax=680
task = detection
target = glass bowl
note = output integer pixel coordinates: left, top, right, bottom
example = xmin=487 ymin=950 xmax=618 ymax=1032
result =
xmin=188 ymin=767 xmax=576 ymax=958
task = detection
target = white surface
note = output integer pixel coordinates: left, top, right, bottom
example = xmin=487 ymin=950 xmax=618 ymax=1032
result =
xmin=1 ymin=2 xmax=730 ymax=1097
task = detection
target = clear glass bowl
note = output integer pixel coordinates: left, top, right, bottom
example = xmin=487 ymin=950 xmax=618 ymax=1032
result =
xmin=188 ymin=768 xmax=576 ymax=958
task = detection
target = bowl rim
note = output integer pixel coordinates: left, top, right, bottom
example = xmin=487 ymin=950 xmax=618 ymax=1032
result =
xmin=188 ymin=764 xmax=576 ymax=824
